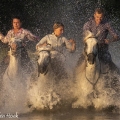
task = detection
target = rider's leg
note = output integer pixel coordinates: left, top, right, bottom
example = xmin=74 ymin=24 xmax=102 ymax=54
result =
xmin=98 ymin=44 xmax=112 ymax=64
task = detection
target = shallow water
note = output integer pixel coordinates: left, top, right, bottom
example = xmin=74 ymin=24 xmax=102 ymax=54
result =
xmin=0 ymin=0 xmax=120 ymax=119
xmin=1 ymin=109 xmax=120 ymax=120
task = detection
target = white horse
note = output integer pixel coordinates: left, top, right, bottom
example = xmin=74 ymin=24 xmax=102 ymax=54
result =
xmin=28 ymin=45 xmax=74 ymax=110
xmin=0 ymin=38 xmax=32 ymax=113
xmin=72 ymin=31 xmax=120 ymax=110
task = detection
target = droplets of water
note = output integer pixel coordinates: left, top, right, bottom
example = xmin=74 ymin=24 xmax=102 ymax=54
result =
xmin=0 ymin=0 xmax=120 ymax=114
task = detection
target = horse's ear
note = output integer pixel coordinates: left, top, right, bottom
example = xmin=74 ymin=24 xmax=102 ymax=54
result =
xmin=95 ymin=30 xmax=100 ymax=37
xmin=83 ymin=30 xmax=94 ymax=42
xmin=83 ymin=30 xmax=91 ymax=37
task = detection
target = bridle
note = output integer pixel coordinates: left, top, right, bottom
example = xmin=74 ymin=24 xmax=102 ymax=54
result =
xmin=10 ymin=41 xmax=24 ymax=56
xmin=37 ymin=44 xmax=68 ymax=77
xmin=37 ymin=50 xmax=51 ymax=77
xmin=84 ymin=38 xmax=110 ymax=98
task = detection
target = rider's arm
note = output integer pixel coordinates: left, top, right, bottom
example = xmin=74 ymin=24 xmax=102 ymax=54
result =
xmin=106 ymin=22 xmax=120 ymax=42
xmin=25 ymin=29 xmax=39 ymax=42
xmin=0 ymin=32 xmax=4 ymax=41
xmin=63 ymin=37 xmax=76 ymax=52
xmin=83 ymin=21 xmax=91 ymax=32
xmin=36 ymin=35 xmax=48 ymax=49
xmin=0 ymin=30 xmax=11 ymax=44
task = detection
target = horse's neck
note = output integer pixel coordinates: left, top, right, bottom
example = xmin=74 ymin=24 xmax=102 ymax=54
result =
xmin=85 ymin=57 xmax=100 ymax=81
xmin=8 ymin=50 xmax=21 ymax=75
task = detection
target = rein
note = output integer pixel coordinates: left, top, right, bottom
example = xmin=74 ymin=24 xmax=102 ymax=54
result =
xmin=37 ymin=48 xmax=67 ymax=77
xmin=84 ymin=38 xmax=110 ymax=98
xmin=10 ymin=42 xmax=25 ymax=56
xmin=85 ymin=58 xmax=101 ymax=90
xmin=85 ymin=55 xmax=110 ymax=98
xmin=37 ymin=47 xmax=67 ymax=62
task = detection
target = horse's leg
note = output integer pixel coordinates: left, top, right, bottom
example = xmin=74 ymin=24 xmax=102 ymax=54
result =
xmin=51 ymin=58 xmax=68 ymax=81
xmin=72 ymin=61 xmax=94 ymax=108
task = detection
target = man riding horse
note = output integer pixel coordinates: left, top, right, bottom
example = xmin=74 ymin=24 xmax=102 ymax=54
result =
xmin=0 ymin=16 xmax=39 ymax=68
xmin=36 ymin=22 xmax=76 ymax=75
xmin=83 ymin=8 xmax=119 ymax=64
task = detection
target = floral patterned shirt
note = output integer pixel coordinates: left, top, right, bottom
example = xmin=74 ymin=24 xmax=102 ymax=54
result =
xmin=0 ymin=28 xmax=38 ymax=45
xmin=83 ymin=17 xmax=119 ymax=44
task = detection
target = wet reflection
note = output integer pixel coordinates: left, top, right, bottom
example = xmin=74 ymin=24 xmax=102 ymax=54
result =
xmin=14 ymin=110 xmax=120 ymax=120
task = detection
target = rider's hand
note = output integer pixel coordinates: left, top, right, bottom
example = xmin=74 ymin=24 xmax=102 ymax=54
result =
xmin=22 ymin=43 xmax=26 ymax=47
xmin=112 ymin=35 xmax=119 ymax=42
xmin=0 ymin=32 xmax=4 ymax=40
xmin=69 ymin=39 xmax=75 ymax=44
xmin=69 ymin=39 xmax=76 ymax=52
xmin=106 ymin=35 xmax=119 ymax=43
xmin=36 ymin=45 xmax=39 ymax=50
xmin=11 ymin=42 xmax=17 ymax=50
xmin=105 ymin=39 xmax=109 ymax=44
xmin=36 ymin=42 xmax=47 ymax=50
xmin=42 ymin=42 xmax=47 ymax=46
xmin=114 ymin=35 xmax=119 ymax=40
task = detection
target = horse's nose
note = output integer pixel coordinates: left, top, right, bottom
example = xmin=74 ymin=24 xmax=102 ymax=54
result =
xmin=37 ymin=63 xmax=46 ymax=75
xmin=87 ymin=53 xmax=95 ymax=64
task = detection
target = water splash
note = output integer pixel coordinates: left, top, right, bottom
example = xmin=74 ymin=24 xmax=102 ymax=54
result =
xmin=28 ymin=51 xmax=75 ymax=110
xmin=0 ymin=0 xmax=120 ymax=114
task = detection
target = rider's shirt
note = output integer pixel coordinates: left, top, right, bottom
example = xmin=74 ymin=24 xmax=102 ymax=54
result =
xmin=0 ymin=28 xmax=38 ymax=45
xmin=83 ymin=17 xmax=119 ymax=44
xmin=37 ymin=33 xmax=73 ymax=53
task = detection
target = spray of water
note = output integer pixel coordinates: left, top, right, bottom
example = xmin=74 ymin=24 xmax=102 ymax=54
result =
xmin=72 ymin=55 xmax=120 ymax=112
xmin=0 ymin=0 xmax=120 ymax=114
xmin=28 ymin=51 xmax=76 ymax=110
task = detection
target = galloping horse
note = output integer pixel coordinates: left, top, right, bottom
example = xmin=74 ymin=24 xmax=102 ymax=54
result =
xmin=1 ymin=38 xmax=32 ymax=113
xmin=28 ymin=45 xmax=73 ymax=110
xmin=72 ymin=31 xmax=120 ymax=110
xmin=36 ymin=46 xmax=68 ymax=78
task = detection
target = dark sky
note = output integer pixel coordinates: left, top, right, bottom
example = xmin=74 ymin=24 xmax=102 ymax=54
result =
xmin=0 ymin=0 xmax=52 ymax=34
xmin=0 ymin=0 xmax=120 ymax=35
xmin=0 ymin=0 xmax=24 ymax=33
xmin=0 ymin=0 xmax=120 ymax=50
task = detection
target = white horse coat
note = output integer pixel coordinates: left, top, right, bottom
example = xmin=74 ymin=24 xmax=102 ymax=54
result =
xmin=72 ymin=31 xmax=120 ymax=110
xmin=0 ymin=38 xmax=31 ymax=113
xmin=28 ymin=45 xmax=74 ymax=110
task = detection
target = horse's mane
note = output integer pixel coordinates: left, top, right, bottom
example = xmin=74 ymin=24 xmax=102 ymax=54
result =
xmin=82 ymin=31 xmax=120 ymax=74
xmin=76 ymin=30 xmax=97 ymax=72
xmin=75 ymin=53 xmax=86 ymax=74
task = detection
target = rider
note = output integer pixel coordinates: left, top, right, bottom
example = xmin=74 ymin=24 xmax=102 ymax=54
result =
xmin=36 ymin=22 xmax=76 ymax=74
xmin=0 ymin=16 xmax=39 ymax=65
xmin=83 ymin=8 xmax=119 ymax=63
xmin=36 ymin=22 xmax=76 ymax=55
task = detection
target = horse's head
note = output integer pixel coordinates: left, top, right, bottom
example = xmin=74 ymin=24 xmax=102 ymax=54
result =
xmin=83 ymin=30 xmax=98 ymax=64
xmin=37 ymin=46 xmax=52 ymax=76
xmin=10 ymin=38 xmax=23 ymax=56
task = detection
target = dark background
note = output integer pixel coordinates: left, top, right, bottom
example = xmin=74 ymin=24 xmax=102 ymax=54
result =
xmin=0 ymin=0 xmax=57 ymax=35
xmin=0 ymin=0 xmax=120 ymax=51
xmin=0 ymin=0 xmax=120 ymax=34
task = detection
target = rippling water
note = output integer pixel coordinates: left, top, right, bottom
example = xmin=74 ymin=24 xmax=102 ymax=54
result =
xmin=2 ymin=110 xmax=119 ymax=120
xmin=0 ymin=0 xmax=120 ymax=120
